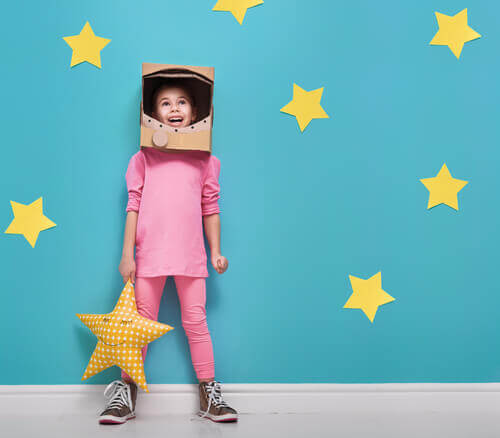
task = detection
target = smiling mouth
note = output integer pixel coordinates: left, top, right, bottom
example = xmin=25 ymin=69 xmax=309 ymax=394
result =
xmin=98 ymin=339 xmax=125 ymax=347
xmin=167 ymin=115 xmax=184 ymax=126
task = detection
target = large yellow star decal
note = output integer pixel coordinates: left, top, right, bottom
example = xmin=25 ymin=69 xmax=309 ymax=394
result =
xmin=429 ymin=8 xmax=481 ymax=59
xmin=4 ymin=197 xmax=56 ymax=248
xmin=77 ymin=280 xmax=174 ymax=392
xmin=62 ymin=21 xmax=111 ymax=68
xmin=280 ymin=83 xmax=329 ymax=132
xmin=420 ymin=163 xmax=468 ymax=210
xmin=212 ymin=0 xmax=263 ymax=25
xmin=344 ymin=272 xmax=395 ymax=323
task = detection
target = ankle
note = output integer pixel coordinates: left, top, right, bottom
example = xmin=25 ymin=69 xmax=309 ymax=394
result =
xmin=199 ymin=378 xmax=215 ymax=384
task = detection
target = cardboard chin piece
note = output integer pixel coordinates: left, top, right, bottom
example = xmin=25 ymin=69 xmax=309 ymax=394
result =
xmin=140 ymin=63 xmax=214 ymax=153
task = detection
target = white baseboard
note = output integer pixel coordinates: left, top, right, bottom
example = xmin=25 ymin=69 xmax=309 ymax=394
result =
xmin=1 ymin=383 xmax=500 ymax=415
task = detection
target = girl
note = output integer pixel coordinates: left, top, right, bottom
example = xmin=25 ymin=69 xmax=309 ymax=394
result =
xmin=98 ymin=82 xmax=237 ymax=424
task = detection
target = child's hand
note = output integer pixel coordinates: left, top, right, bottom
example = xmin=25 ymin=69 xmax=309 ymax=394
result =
xmin=211 ymin=253 xmax=228 ymax=274
xmin=119 ymin=256 xmax=136 ymax=283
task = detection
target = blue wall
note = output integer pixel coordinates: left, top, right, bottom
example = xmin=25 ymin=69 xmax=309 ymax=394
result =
xmin=1 ymin=0 xmax=498 ymax=384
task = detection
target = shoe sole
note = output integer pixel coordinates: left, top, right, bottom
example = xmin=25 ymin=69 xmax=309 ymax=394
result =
xmin=99 ymin=413 xmax=136 ymax=424
xmin=197 ymin=411 xmax=238 ymax=423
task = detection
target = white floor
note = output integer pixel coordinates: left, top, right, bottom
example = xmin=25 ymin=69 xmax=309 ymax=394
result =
xmin=3 ymin=383 xmax=500 ymax=438
xmin=5 ymin=412 xmax=500 ymax=438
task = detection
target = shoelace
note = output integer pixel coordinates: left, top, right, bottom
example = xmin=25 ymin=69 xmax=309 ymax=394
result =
xmin=103 ymin=380 xmax=133 ymax=413
xmin=199 ymin=380 xmax=230 ymax=418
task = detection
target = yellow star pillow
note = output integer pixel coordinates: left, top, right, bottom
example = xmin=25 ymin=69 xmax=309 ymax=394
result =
xmin=77 ymin=280 xmax=173 ymax=392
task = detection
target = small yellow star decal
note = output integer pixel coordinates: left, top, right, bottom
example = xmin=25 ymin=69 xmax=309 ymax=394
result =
xmin=4 ymin=197 xmax=56 ymax=248
xmin=62 ymin=21 xmax=111 ymax=68
xmin=280 ymin=83 xmax=329 ymax=132
xmin=77 ymin=280 xmax=174 ymax=392
xmin=420 ymin=163 xmax=468 ymax=210
xmin=344 ymin=272 xmax=395 ymax=323
xmin=429 ymin=8 xmax=481 ymax=59
xmin=212 ymin=0 xmax=264 ymax=25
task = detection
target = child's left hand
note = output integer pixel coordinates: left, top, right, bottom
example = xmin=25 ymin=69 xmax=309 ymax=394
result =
xmin=211 ymin=253 xmax=228 ymax=274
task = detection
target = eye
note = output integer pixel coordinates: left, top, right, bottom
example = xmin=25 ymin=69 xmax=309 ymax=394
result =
xmin=179 ymin=99 xmax=186 ymax=105
xmin=162 ymin=101 xmax=170 ymax=107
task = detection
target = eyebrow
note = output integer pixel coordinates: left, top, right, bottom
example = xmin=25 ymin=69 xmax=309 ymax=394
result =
xmin=159 ymin=96 xmax=188 ymax=102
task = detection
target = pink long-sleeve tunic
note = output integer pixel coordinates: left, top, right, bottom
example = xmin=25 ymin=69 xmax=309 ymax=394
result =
xmin=125 ymin=148 xmax=221 ymax=278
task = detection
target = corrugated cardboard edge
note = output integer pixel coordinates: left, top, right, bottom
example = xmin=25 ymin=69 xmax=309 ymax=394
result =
xmin=142 ymin=63 xmax=214 ymax=81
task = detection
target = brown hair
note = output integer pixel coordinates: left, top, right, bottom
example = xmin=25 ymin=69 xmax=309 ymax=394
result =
xmin=152 ymin=80 xmax=197 ymax=113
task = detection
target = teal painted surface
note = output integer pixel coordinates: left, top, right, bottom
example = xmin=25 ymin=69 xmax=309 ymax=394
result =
xmin=0 ymin=0 xmax=498 ymax=384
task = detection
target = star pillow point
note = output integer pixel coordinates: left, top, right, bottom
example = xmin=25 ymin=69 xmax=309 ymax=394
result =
xmin=420 ymin=163 xmax=468 ymax=210
xmin=4 ymin=197 xmax=56 ymax=247
xmin=63 ymin=21 xmax=111 ymax=68
xmin=343 ymin=272 xmax=395 ymax=323
xmin=212 ymin=0 xmax=264 ymax=25
xmin=280 ymin=83 xmax=329 ymax=132
xmin=430 ymin=8 xmax=481 ymax=59
xmin=77 ymin=280 xmax=174 ymax=392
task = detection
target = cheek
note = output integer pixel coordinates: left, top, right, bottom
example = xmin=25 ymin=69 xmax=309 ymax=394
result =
xmin=156 ymin=107 xmax=169 ymax=121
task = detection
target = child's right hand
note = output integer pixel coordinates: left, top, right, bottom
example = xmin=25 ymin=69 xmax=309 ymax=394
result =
xmin=119 ymin=256 xmax=136 ymax=284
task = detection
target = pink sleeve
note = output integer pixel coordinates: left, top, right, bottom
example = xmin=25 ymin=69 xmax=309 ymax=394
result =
xmin=201 ymin=155 xmax=221 ymax=216
xmin=125 ymin=151 xmax=145 ymax=212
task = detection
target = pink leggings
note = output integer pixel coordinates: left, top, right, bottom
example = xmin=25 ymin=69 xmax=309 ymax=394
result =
xmin=121 ymin=276 xmax=214 ymax=382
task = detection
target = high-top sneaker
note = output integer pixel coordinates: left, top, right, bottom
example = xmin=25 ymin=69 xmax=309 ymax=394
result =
xmin=198 ymin=380 xmax=238 ymax=422
xmin=98 ymin=379 xmax=137 ymax=424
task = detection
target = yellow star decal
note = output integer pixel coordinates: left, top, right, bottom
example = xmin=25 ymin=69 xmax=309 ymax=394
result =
xmin=4 ymin=197 xmax=56 ymax=248
xmin=280 ymin=83 xmax=329 ymax=132
xmin=344 ymin=272 xmax=395 ymax=323
xmin=77 ymin=280 xmax=174 ymax=392
xmin=420 ymin=163 xmax=468 ymax=210
xmin=212 ymin=0 xmax=264 ymax=25
xmin=429 ymin=8 xmax=481 ymax=59
xmin=62 ymin=21 xmax=111 ymax=68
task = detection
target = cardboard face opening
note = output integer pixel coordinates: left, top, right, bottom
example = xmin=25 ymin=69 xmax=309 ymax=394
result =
xmin=143 ymin=71 xmax=212 ymax=124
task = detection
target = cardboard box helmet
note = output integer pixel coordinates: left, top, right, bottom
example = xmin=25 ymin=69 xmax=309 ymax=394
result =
xmin=140 ymin=63 xmax=214 ymax=153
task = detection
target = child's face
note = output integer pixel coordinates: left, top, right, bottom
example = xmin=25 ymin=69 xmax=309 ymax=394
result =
xmin=153 ymin=86 xmax=196 ymax=128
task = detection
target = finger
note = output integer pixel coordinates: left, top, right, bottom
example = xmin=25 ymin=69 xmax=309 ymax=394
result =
xmin=131 ymin=271 xmax=136 ymax=284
